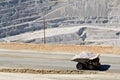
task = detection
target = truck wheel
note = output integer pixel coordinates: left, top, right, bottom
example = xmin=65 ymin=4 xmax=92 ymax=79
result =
xmin=88 ymin=65 xmax=95 ymax=70
xmin=76 ymin=63 xmax=83 ymax=70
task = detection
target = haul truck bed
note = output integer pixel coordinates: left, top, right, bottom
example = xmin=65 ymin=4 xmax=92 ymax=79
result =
xmin=71 ymin=52 xmax=101 ymax=70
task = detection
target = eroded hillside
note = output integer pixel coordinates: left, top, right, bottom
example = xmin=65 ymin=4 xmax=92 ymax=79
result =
xmin=0 ymin=0 xmax=120 ymax=46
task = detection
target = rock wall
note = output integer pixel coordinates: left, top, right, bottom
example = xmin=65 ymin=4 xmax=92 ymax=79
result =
xmin=0 ymin=0 xmax=120 ymax=46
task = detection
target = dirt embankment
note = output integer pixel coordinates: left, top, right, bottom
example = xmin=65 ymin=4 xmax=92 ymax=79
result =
xmin=0 ymin=69 xmax=98 ymax=74
xmin=0 ymin=43 xmax=120 ymax=54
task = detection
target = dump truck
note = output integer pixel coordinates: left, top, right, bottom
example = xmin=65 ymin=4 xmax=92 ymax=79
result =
xmin=71 ymin=52 xmax=101 ymax=70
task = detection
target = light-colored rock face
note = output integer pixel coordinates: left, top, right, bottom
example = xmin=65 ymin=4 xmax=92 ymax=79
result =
xmin=0 ymin=0 xmax=120 ymax=46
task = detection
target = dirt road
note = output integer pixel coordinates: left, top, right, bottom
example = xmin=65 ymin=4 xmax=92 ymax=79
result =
xmin=0 ymin=49 xmax=120 ymax=73
xmin=0 ymin=72 xmax=120 ymax=80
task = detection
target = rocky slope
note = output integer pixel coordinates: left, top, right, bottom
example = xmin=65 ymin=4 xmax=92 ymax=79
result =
xmin=0 ymin=0 xmax=120 ymax=46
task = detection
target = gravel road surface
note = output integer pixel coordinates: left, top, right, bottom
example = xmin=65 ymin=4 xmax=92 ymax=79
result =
xmin=0 ymin=72 xmax=120 ymax=80
xmin=0 ymin=49 xmax=120 ymax=73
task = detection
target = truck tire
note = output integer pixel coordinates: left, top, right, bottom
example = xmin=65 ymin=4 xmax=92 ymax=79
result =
xmin=76 ymin=63 xmax=83 ymax=70
xmin=88 ymin=65 xmax=95 ymax=70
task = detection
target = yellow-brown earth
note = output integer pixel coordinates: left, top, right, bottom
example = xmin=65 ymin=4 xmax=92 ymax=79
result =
xmin=0 ymin=43 xmax=119 ymax=54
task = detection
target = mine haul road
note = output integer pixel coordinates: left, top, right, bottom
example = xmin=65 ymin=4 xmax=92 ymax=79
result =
xmin=0 ymin=49 xmax=120 ymax=73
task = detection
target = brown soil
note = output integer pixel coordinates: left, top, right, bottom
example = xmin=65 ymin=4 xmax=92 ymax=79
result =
xmin=0 ymin=43 xmax=119 ymax=74
xmin=0 ymin=42 xmax=120 ymax=54
xmin=0 ymin=69 xmax=98 ymax=74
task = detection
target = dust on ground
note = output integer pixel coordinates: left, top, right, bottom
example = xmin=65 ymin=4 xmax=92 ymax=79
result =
xmin=0 ymin=69 xmax=98 ymax=74
xmin=0 ymin=42 xmax=119 ymax=54
xmin=0 ymin=43 xmax=119 ymax=75
xmin=0 ymin=72 xmax=120 ymax=80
